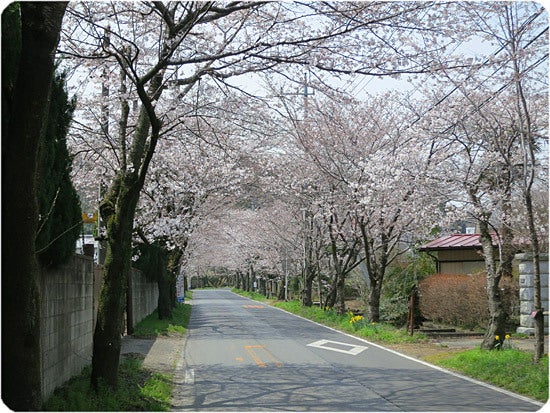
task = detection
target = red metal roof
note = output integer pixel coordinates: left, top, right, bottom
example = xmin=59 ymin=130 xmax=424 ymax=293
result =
xmin=419 ymin=233 xmax=499 ymax=251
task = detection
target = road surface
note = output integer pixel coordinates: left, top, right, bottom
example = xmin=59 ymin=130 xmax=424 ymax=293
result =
xmin=172 ymin=289 xmax=542 ymax=411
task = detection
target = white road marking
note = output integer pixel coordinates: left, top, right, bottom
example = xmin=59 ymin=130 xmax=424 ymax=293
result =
xmin=184 ymin=368 xmax=195 ymax=384
xmin=307 ymin=339 xmax=368 ymax=355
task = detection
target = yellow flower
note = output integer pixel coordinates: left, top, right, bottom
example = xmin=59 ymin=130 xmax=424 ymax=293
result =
xmin=349 ymin=315 xmax=364 ymax=324
xmin=505 ymin=334 xmax=511 ymax=340
xmin=495 ymin=335 xmax=500 ymax=341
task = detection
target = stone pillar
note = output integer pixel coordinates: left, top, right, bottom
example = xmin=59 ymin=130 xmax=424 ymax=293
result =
xmin=516 ymin=253 xmax=549 ymax=335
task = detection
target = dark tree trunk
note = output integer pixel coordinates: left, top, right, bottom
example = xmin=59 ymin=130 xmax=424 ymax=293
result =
xmin=360 ymin=222 xmax=389 ymax=323
xmin=91 ymin=70 xmax=163 ymax=389
xmin=479 ymin=222 xmax=506 ymax=350
xmin=335 ymin=272 xmax=346 ymax=315
xmin=157 ymin=259 xmax=172 ymax=319
xmin=91 ymin=175 xmax=140 ymax=389
xmin=325 ymin=278 xmax=337 ymax=309
xmin=277 ymin=278 xmax=286 ymax=300
xmin=260 ymin=277 xmax=266 ymax=296
xmin=367 ymin=279 xmax=382 ymax=322
xmin=301 ymin=272 xmax=314 ymax=307
xmin=301 ymin=211 xmax=316 ymax=307
xmin=126 ymin=270 xmax=134 ymax=335
xmin=167 ymin=249 xmax=182 ymax=309
xmin=1 ymin=3 xmax=66 ymax=409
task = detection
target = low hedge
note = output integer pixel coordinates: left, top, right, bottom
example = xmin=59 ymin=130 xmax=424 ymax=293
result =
xmin=418 ymin=272 xmax=518 ymax=330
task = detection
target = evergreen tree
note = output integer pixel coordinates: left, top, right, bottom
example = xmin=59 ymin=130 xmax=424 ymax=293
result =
xmin=133 ymin=241 xmax=180 ymax=320
xmin=35 ymin=70 xmax=82 ymax=268
xmin=2 ymin=2 xmax=67 ymax=409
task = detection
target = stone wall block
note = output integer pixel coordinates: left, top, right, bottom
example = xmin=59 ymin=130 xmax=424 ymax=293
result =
xmin=515 ymin=253 xmax=549 ymax=334
xmin=519 ymin=274 xmax=534 ymax=288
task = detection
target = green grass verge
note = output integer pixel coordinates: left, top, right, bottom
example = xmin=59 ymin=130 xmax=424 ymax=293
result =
xmin=231 ymin=288 xmax=270 ymax=302
xmin=43 ymin=357 xmax=172 ymax=411
xmin=132 ymin=302 xmax=192 ymax=337
xmin=271 ymin=300 xmax=428 ymax=344
xmin=425 ymin=349 xmax=548 ymax=402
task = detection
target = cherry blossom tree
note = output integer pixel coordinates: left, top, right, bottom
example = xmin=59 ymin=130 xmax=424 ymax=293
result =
xmin=414 ymin=1 xmax=548 ymax=352
xmin=497 ymin=1 xmax=548 ymax=363
xmin=284 ymin=91 xmax=443 ymax=321
xmin=57 ymin=1 xmax=503 ymax=386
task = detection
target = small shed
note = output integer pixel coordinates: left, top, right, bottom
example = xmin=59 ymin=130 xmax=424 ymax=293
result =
xmin=419 ymin=233 xmax=498 ymax=275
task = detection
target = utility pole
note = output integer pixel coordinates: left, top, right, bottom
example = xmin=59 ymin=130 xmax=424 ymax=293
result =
xmin=284 ymin=247 xmax=289 ymax=301
xmin=302 ymin=69 xmax=315 ymax=115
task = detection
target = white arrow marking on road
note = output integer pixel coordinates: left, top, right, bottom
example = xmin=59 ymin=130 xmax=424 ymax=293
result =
xmin=307 ymin=339 xmax=368 ymax=355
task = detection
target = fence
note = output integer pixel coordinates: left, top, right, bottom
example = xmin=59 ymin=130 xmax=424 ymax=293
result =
xmin=40 ymin=254 xmax=158 ymax=400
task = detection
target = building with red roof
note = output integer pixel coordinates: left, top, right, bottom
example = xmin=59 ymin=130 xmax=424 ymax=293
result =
xmin=419 ymin=233 xmax=500 ymax=274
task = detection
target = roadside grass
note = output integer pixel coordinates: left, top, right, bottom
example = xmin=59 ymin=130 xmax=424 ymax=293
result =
xmin=424 ymin=349 xmax=548 ymax=402
xmin=43 ymin=297 xmax=193 ymax=411
xmin=231 ymin=288 xmax=271 ymax=302
xmin=43 ymin=357 xmax=172 ymax=411
xmin=273 ymin=300 xmax=428 ymax=344
xmin=133 ymin=301 xmax=192 ymax=337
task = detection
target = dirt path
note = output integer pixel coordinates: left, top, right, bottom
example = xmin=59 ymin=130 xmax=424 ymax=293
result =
xmin=384 ymin=336 xmax=547 ymax=363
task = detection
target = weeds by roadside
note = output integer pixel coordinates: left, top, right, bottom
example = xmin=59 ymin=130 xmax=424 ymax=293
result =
xmin=273 ymin=300 xmax=428 ymax=344
xmin=133 ymin=302 xmax=192 ymax=337
xmin=231 ymin=288 xmax=271 ymax=302
xmin=425 ymin=349 xmax=548 ymax=402
xmin=43 ymin=299 xmax=192 ymax=411
xmin=43 ymin=357 xmax=172 ymax=411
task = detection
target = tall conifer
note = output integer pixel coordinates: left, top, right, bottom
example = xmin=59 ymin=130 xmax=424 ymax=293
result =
xmin=36 ymin=71 xmax=82 ymax=268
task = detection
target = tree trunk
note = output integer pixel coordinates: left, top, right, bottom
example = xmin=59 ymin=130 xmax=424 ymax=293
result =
xmin=360 ymin=221 xmax=387 ymax=323
xmin=335 ymin=272 xmax=346 ymax=315
xmin=277 ymin=278 xmax=286 ymax=300
xmin=157 ymin=252 xmax=172 ymax=319
xmin=525 ymin=192 xmax=544 ymax=362
xmin=91 ymin=68 xmax=163 ymax=388
xmin=367 ymin=279 xmax=382 ymax=322
xmin=2 ymin=3 xmax=66 ymax=409
xmin=91 ymin=175 xmax=140 ymax=389
xmin=479 ymin=223 xmax=506 ymax=350
xmin=301 ymin=276 xmax=314 ymax=307
xmin=167 ymin=249 xmax=182 ymax=309
xmin=126 ymin=270 xmax=134 ymax=335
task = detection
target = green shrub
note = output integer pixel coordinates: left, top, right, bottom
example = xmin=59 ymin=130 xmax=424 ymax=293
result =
xmin=379 ymin=252 xmax=435 ymax=326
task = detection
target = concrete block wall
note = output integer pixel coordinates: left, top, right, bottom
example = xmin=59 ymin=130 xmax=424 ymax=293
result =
xmin=517 ymin=253 xmax=549 ymax=334
xmin=40 ymin=255 xmax=158 ymax=401
xmin=40 ymin=255 xmax=95 ymax=399
xmin=129 ymin=268 xmax=159 ymax=330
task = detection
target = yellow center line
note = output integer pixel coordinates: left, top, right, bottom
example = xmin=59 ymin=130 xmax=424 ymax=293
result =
xmin=244 ymin=345 xmax=283 ymax=368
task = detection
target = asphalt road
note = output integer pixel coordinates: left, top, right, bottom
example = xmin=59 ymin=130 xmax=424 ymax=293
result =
xmin=172 ymin=289 xmax=542 ymax=411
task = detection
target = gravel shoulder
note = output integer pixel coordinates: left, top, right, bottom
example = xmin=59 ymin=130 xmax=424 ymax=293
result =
xmin=121 ymin=334 xmax=184 ymax=375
